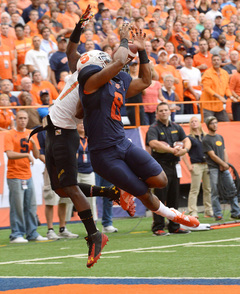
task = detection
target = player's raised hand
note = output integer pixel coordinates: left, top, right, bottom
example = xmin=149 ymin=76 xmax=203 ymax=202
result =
xmin=79 ymin=5 xmax=94 ymax=28
xmin=119 ymin=22 xmax=131 ymax=41
xmin=131 ymin=27 xmax=146 ymax=51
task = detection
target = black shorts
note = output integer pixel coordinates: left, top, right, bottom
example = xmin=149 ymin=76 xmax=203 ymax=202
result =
xmin=45 ymin=125 xmax=79 ymax=190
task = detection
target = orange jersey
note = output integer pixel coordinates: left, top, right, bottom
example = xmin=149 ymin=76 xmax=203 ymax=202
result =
xmin=193 ymin=51 xmax=212 ymax=73
xmin=4 ymin=129 xmax=40 ymax=179
xmin=169 ymin=31 xmax=191 ymax=51
xmin=14 ymin=38 xmax=33 ymax=66
xmin=1 ymin=35 xmax=15 ymax=52
xmin=80 ymin=34 xmax=101 ymax=43
xmin=225 ymin=34 xmax=236 ymax=50
xmin=57 ymin=80 xmax=66 ymax=92
xmin=154 ymin=63 xmax=179 ymax=84
xmin=61 ymin=12 xmax=80 ymax=38
xmin=27 ymin=20 xmax=38 ymax=37
xmin=0 ymin=44 xmax=14 ymax=80
xmin=0 ymin=109 xmax=15 ymax=130
xmin=77 ymin=0 xmax=98 ymax=14
xmin=201 ymin=67 xmax=232 ymax=112
xmin=30 ymin=81 xmax=59 ymax=104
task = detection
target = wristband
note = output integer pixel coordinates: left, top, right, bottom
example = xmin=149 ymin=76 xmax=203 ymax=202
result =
xmin=69 ymin=22 xmax=83 ymax=43
xmin=138 ymin=50 xmax=149 ymax=64
xmin=120 ymin=38 xmax=128 ymax=49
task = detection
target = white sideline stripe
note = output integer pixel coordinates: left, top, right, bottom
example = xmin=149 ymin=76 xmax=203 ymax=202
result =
xmin=1 ymin=276 xmax=240 ymax=280
xmin=134 ymin=250 xmax=176 ymax=253
xmin=185 ymin=244 xmax=240 ymax=247
xmin=19 ymin=262 xmax=63 ymax=265
xmin=0 ymin=237 xmax=239 ymax=265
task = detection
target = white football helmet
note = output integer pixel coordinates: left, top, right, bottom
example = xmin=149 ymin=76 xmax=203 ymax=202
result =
xmin=77 ymin=50 xmax=112 ymax=72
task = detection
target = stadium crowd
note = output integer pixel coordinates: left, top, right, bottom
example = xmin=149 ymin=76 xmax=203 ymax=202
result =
xmin=1 ymin=0 xmax=240 ymax=241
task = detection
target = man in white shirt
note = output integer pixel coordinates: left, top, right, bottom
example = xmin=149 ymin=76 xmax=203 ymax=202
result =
xmin=40 ymin=27 xmax=58 ymax=59
xmin=25 ymin=36 xmax=51 ymax=81
xmin=180 ymin=53 xmax=202 ymax=114
xmin=205 ymin=0 xmax=223 ymax=23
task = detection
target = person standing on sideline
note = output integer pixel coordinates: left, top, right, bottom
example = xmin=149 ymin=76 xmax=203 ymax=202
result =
xmin=202 ymin=116 xmax=240 ymax=220
xmin=4 ymin=110 xmax=48 ymax=243
xmin=182 ymin=116 xmax=213 ymax=219
xmin=146 ymin=102 xmax=192 ymax=236
xmin=76 ymin=120 xmax=98 ymax=223
xmin=74 ymin=20 xmax=199 ymax=239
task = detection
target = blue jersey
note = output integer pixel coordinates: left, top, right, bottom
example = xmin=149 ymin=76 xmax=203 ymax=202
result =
xmin=78 ymin=65 xmax=132 ymax=151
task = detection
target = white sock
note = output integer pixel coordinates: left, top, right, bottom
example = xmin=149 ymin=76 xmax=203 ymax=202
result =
xmin=153 ymin=201 xmax=175 ymax=220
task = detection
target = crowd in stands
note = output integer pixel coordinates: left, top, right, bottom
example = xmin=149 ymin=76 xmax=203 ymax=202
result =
xmin=1 ymin=0 xmax=240 ymax=240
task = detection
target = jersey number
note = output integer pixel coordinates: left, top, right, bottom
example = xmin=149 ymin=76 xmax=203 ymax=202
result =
xmin=111 ymin=92 xmax=123 ymax=121
xmin=20 ymin=138 xmax=29 ymax=153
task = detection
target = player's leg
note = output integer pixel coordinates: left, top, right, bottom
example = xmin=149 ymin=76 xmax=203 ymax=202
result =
xmin=46 ymin=127 xmax=108 ymax=268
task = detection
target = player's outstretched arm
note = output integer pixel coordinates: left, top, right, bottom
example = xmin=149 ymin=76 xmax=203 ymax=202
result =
xmin=83 ymin=23 xmax=130 ymax=94
xmin=126 ymin=28 xmax=151 ymax=98
xmin=66 ymin=5 xmax=93 ymax=73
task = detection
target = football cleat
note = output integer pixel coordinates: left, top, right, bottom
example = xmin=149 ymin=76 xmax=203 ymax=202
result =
xmin=85 ymin=231 xmax=108 ymax=268
xmin=170 ymin=208 xmax=200 ymax=228
xmin=113 ymin=189 xmax=136 ymax=217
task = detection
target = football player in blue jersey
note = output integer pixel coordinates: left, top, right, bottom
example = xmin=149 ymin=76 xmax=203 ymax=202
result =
xmin=67 ymin=5 xmax=199 ymax=258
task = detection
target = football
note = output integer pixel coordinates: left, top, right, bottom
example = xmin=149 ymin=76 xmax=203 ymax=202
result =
xmin=112 ymin=43 xmax=138 ymax=65
xmin=125 ymin=43 xmax=138 ymax=64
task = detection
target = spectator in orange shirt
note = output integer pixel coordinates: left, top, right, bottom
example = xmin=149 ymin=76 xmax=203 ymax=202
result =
xmin=165 ymin=20 xmax=192 ymax=51
xmin=13 ymin=64 xmax=29 ymax=91
xmin=154 ymin=48 xmax=180 ymax=86
xmin=229 ymin=61 xmax=240 ymax=121
xmin=27 ymin=9 xmax=39 ymax=37
xmin=193 ymin=38 xmax=212 ymax=73
xmin=60 ymin=0 xmax=80 ymax=38
xmin=201 ymin=54 xmax=233 ymax=122
xmin=4 ymin=110 xmax=47 ymax=243
xmin=14 ymin=24 xmax=33 ymax=67
xmin=30 ymin=70 xmax=58 ymax=104
xmin=0 ymin=94 xmax=15 ymax=131
xmin=0 ymin=38 xmax=17 ymax=82
xmin=57 ymin=71 xmax=69 ymax=93
xmin=24 ymin=24 xmax=32 ymax=38
xmin=225 ymin=22 xmax=236 ymax=50
xmin=0 ymin=23 xmax=16 ymax=53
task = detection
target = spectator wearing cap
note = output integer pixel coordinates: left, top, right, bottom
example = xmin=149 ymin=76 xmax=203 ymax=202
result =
xmin=26 ymin=10 xmax=39 ymax=37
xmin=200 ymin=54 xmax=234 ymax=121
xmin=212 ymin=15 xmax=224 ymax=40
xmin=184 ymin=0 xmax=195 ymax=15
xmin=150 ymin=38 xmax=160 ymax=63
xmin=96 ymin=6 xmax=115 ymax=28
xmin=177 ymin=44 xmax=188 ymax=59
xmin=60 ymin=0 xmax=80 ymax=38
xmin=180 ymin=53 xmax=202 ymax=114
xmin=30 ymin=70 xmax=58 ymax=104
xmin=22 ymin=0 xmax=47 ymax=24
xmin=155 ymin=48 xmax=180 ymax=86
xmin=40 ymin=27 xmax=58 ymax=59
xmin=37 ymin=90 xmax=50 ymax=119
xmin=189 ymin=7 xmax=199 ymax=19
xmin=25 ymin=36 xmax=50 ymax=81
xmin=49 ymin=36 xmax=70 ymax=89
xmin=165 ymin=20 xmax=192 ymax=51
xmin=210 ymin=34 xmax=229 ymax=55
xmin=77 ymin=30 xmax=101 ymax=54
xmin=193 ymin=38 xmax=212 ymax=74
xmin=205 ymin=0 xmax=223 ymax=23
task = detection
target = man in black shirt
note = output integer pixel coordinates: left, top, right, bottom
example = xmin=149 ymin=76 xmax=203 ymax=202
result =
xmin=147 ymin=102 xmax=191 ymax=235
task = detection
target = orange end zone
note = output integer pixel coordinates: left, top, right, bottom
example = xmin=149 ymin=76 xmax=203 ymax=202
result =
xmin=2 ymin=284 xmax=240 ymax=294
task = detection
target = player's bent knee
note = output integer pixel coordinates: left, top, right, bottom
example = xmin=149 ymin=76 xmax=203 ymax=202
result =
xmin=146 ymin=171 xmax=168 ymax=189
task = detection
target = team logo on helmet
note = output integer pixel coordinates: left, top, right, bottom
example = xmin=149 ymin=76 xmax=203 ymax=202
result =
xmin=77 ymin=50 xmax=112 ymax=72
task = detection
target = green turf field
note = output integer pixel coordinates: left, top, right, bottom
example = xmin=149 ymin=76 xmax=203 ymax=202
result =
xmin=1 ymin=212 xmax=240 ymax=278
